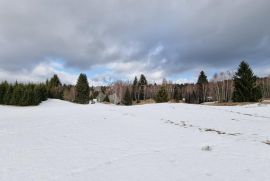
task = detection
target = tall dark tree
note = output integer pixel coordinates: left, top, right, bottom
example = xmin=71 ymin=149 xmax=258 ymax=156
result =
xmin=185 ymin=90 xmax=197 ymax=104
xmin=155 ymin=86 xmax=169 ymax=103
xmin=138 ymin=74 xmax=147 ymax=100
xmin=26 ymin=84 xmax=39 ymax=106
xmin=0 ymin=81 xmax=8 ymax=104
xmin=138 ymin=74 xmax=147 ymax=86
xmin=173 ymin=85 xmax=182 ymax=102
xmin=75 ymin=73 xmax=90 ymax=104
xmin=123 ymin=88 xmax=132 ymax=105
xmin=3 ymin=84 xmax=13 ymax=105
xmin=132 ymin=76 xmax=138 ymax=101
xmin=48 ymin=74 xmax=63 ymax=99
xmin=21 ymin=84 xmax=33 ymax=106
xmin=197 ymin=71 xmax=208 ymax=84
xmin=33 ymin=84 xmax=47 ymax=104
xmin=232 ymin=61 xmax=262 ymax=102
xmin=49 ymin=74 xmax=62 ymax=87
xmin=197 ymin=71 xmax=208 ymax=103
xmin=103 ymin=95 xmax=110 ymax=103
xmin=35 ymin=84 xmax=48 ymax=101
xmin=10 ymin=83 xmax=23 ymax=105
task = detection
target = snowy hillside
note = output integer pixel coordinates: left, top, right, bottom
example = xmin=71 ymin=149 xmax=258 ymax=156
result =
xmin=0 ymin=99 xmax=270 ymax=181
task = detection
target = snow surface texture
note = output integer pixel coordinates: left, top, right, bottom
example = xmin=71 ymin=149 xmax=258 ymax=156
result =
xmin=0 ymin=99 xmax=270 ymax=181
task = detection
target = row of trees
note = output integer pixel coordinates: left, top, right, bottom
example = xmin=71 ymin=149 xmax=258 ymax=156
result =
xmin=116 ymin=61 xmax=264 ymax=105
xmin=122 ymin=84 xmax=169 ymax=105
xmin=121 ymin=74 xmax=171 ymax=105
xmin=183 ymin=61 xmax=262 ymax=103
xmin=0 ymin=74 xmax=65 ymax=106
xmin=0 ymin=82 xmax=48 ymax=106
xmin=131 ymin=74 xmax=148 ymax=102
xmin=0 ymin=73 xmax=90 ymax=106
xmin=0 ymin=61 xmax=266 ymax=106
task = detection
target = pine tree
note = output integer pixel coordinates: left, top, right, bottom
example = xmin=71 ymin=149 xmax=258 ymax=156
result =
xmin=173 ymin=85 xmax=182 ymax=102
xmin=185 ymin=90 xmax=197 ymax=104
xmin=133 ymin=76 xmax=138 ymax=86
xmin=123 ymin=88 xmax=132 ymax=105
xmin=48 ymin=74 xmax=63 ymax=99
xmin=37 ymin=84 xmax=48 ymax=101
xmin=21 ymin=86 xmax=30 ymax=106
xmin=75 ymin=73 xmax=90 ymax=104
xmin=132 ymin=76 xmax=138 ymax=101
xmin=197 ymin=71 xmax=208 ymax=84
xmin=138 ymin=74 xmax=147 ymax=100
xmin=23 ymin=84 xmax=33 ymax=106
xmin=0 ymin=81 xmax=8 ymax=104
xmin=103 ymin=95 xmax=110 ymax=103
xmin=232 ymin=61 xmax=262 ymax=102
xmin=27 ymin=85 xmax=37 ymax=105
xmin=34 ymin=85 xmax=43 ymax=105
xmin=155 ymin=86 xmax=169 ymax=103
xmin=3 ymin=84 xmax=13 ymax=105
xmin=10 ymin=83 xmax=23 ymax=105
xmin=197 ymin=71 xmax=208 ymax=103
xmin=49 ymin=74 xmax=62 ymax=87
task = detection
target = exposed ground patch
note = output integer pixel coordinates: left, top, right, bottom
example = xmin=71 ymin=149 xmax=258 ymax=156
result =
xmin=263 ymin=140 xmax=270 ymax=145
xmin=164 ymin=119 xmax=241 ymax=137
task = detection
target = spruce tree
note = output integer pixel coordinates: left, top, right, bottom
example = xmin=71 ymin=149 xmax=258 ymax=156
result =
xmin=132 ymin=76 xmax=138 ymax=101
xmin=49 ymin=74 xmax=62 ymax=87
xmin=197 ymin=71 xmax=208 ymax=103
xmin=197 ymin=71 xmax=208 ymax=84
xmin=37 ymin=84 xmax=48 ymax=101
xmin=232 ymin=61 xmax=262 ymax=102
xmin=173 ymin=85 xmax=182 ymax=102
xmin=155 ymin=86 xmax=169 ymax=103
xmin=75 ymin=73 xmax=90 ymax=104
xmin=34 ymin=85 xmax=44 ymax=105
xmin=10 ymin=83 xmax=23 ymax=105
xmin=138 ymin=74 xmax=147 ymax=100
xmin=27 ymin=85 xmax=37 ymax=105
xmin=103 ymin=95 xmax=110 ymax=103
xmin=0 ymin=81 xmax=8 ymax=104
xmin=3 ymin=84 xmax=13 ymax=105
xmin=185 ymin=90 xmax=197 ymax=104
xmin=48 ymin=74 xmax=63 ymax=99
xmin=21 ymin=87 xmax=30 ymax=106
xmin=123 ymin=88 xmax=132 ymax=105
xmin=133 ymin=76 xmax=138 ymax=86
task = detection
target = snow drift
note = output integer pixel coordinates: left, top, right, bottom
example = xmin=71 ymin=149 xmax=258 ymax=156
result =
xmin=0 ymin=99 xmax=269 ymax=181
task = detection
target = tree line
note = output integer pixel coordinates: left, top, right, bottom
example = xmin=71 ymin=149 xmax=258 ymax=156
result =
xmin=113 ymin=61 xmax=264 ymax=105
xmin=181 ymin=61 xmax=262 ymax=103
xmin=0 ymin=82 xmax=47 ymax=106
xmin=0 ymin=73 xmax=90 ymax=106
xmin=0 ymin=61 xmax=267 ymax=106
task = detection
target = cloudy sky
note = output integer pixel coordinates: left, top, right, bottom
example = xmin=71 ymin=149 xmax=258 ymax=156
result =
xmin=0 ymin=0 xmax=270 ymax=85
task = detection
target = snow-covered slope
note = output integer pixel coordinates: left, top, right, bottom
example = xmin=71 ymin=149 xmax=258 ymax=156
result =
xmin=0 ymin=99 xmax=269 ymax=181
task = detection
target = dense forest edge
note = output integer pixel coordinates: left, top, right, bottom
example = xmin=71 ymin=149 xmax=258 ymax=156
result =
xmin=0 ymin=61 xmax=268 ymax=106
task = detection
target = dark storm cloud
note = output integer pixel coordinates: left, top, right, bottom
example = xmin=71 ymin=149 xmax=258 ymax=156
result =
xmin=0 ymin=0 xmax=270 ymax=81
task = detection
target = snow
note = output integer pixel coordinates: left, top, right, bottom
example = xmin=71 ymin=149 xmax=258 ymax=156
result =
xmin=0 ymin=99 xmax=270 ymax=181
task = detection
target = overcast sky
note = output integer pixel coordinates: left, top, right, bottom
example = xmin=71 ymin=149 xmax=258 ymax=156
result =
xmin=0 ymin=0 xmax=270 ymax=85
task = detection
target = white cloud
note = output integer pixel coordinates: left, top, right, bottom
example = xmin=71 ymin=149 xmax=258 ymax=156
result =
xmin=0 ymin=61 xmax=75 ymax=84
xmin=174 ymin=78 xmax=196 ymax=84
xmin=0 ymin=0 xmax=270 ymax=84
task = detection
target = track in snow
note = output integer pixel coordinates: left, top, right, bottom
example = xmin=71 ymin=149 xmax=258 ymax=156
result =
xmin=0 ymin=99 xmax=270 ymax=181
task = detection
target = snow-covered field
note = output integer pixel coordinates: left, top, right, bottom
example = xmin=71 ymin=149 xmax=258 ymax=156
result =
xmin=0 ymin=100 xmax=270 ymax=181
